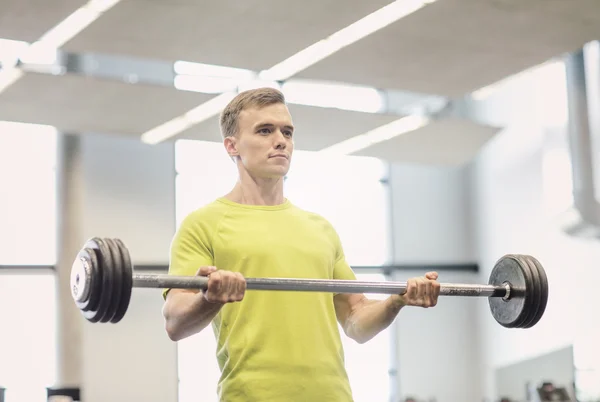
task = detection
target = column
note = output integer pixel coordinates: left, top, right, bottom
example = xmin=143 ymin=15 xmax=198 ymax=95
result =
xmin=54 ymin=132 xmax=85 ymax=391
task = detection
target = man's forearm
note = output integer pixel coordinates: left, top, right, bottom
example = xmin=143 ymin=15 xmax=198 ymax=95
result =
xmin=344 ymin=296 xmax=404 ymax=344
xmin=163 ymin=291 xmax=223 ymax=341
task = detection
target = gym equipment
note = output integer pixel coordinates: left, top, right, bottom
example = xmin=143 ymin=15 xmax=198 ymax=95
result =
xmin=70 ymin=238 xmax=548 ymax=328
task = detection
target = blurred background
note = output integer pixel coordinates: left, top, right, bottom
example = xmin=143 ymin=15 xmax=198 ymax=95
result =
xmin=0 ymin=0 xmax=599 ymax=401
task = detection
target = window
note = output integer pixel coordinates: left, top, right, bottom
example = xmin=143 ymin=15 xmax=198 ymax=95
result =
xmin=0 ymin=271 xmax=57 ymax=402
xmin=0 ymin=122 xmax=58 ymax=265
xmin=174 ymin=139 xmax=393 ymax=402
xmin=283 ymin=150 xmax=391 ymax=266
xmin=0 ymin=122 xmax=59 ymax=401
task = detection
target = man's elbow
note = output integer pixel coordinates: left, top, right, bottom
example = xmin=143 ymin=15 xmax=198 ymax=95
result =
xmin=349 ymin=332 xmax=371 ymax=345
xmin=162 ymin=303 xmax=184 ymax=342
xmin=165 ymin=323 xmax=184 ymax=342
xmin=342 ymin=320 xmax=370 ymax=345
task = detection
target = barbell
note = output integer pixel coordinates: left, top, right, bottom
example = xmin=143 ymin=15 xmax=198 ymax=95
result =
xmin=70 ymin=237 xmax=548 ymax=329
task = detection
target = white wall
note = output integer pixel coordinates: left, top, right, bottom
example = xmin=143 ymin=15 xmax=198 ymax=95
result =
xmin=81 ymin=132 xmax=176 ymax=265
xmin=392 ymin=268 xmax=482 ymax=402
xmin=390 ymin=163 xmax=474 ymax=265
xmin=77 ymin=132 xmax=178 ymax=402
xmin=468 ymin=57 xmax=600 ymax=400
xmin=389 ymin=163 xmax=481 ymax=402
xmin=470 ymin=121 xmax=599 ymax=400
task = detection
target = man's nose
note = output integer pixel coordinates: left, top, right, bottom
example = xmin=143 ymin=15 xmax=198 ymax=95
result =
xmin=274 ymin=130 xmax=287 ymax=149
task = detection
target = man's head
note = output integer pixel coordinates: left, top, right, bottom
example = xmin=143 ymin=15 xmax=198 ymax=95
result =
xmin=220 ymin=87 xmax=294 ymax=180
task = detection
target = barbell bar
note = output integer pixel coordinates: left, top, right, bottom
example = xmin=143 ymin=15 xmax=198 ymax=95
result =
xmin=70 ymin=237 xmax=549 ymax=329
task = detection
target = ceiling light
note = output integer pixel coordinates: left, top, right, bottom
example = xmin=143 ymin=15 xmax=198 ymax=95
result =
xmin=282 ymin=79 xmax=384 ymax=113
xmin=142 ymin=0 xmax=435 ymax=144
xmin=319 ymin=115 xmax=430 ymax=155
xmin=174 ymin=75 xmax=239 ymax=94
xmin=174 ymin=61 xmax=255 ymax=80
xmin=141 ymin=92 xmax=236 ymax=145
xmin=259 ymin=0 xmax=435 ymax=81
xmin=0 ymin=0 xmax=121 ymax=95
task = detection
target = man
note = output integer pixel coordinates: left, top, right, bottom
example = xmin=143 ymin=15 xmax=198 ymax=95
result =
xmin=162 ymin=87 xmax=441 ymax=402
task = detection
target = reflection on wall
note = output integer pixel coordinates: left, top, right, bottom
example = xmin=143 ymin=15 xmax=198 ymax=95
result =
xmin=495 ymin=346 xmax=575 ymax=401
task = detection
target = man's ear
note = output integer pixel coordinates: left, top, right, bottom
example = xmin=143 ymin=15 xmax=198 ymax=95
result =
xmin=224 ymin=136 xmax=239 ymax=158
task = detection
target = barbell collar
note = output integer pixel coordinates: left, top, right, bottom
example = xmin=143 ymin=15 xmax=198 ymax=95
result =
xmin=133 ymin=274 xmax=508 ymax=297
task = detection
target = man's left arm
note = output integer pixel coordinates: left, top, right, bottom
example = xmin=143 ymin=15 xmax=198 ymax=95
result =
xmin=334 ymin=272 xmax=440 ymax=344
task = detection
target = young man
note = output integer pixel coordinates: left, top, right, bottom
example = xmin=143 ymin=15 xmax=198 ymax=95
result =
xmin=162 ymin=87 xmax=441 ymax=402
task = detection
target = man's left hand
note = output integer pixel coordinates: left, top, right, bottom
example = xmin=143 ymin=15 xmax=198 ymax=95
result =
xmin=392 ymin=272 xmax=440 ymax=308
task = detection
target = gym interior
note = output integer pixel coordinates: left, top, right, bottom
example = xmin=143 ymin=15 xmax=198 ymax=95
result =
xmin=1 ymin=1 xmax=599 ymax=402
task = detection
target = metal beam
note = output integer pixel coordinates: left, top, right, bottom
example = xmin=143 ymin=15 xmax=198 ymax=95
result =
xmin=10 ymin=48 xmax=464 ymax=120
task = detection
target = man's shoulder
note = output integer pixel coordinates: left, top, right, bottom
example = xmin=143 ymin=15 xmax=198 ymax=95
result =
xmin=179 ymin=199 xmax=229 ymax=229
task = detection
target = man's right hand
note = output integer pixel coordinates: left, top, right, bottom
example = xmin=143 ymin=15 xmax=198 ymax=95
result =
xmin=196 ymin=266 xmax=246 ymax=304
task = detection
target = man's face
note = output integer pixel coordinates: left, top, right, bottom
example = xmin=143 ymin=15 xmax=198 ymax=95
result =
xmin=226 ymin=103 xmax=294 ymax=179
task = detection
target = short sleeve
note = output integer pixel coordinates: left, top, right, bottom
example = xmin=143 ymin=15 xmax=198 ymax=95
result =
xmin=331 ymin=226 xmax=357 ymax=282
xmin=162 ymin=211 xmax=215 ymax=299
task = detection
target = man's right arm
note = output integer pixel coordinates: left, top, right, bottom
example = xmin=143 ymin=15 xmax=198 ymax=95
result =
xmin=161 ymin=212 xmax=246 ymax=341
xmin=163 ymin=266 xmax=246 ymax=341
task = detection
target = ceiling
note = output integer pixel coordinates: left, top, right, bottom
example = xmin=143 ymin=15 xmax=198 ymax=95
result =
xmin=0 ymin=0 xmax=599 ymax=166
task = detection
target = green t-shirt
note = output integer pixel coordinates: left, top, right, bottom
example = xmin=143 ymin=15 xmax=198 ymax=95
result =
xmin=166 ymin=197 xmax=357 ymax=401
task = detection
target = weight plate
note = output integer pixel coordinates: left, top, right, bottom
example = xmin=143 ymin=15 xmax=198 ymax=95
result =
xmin=524 ymin=256 xmax=548 ymax=328
xmin=488 ymin=255 xmax=528 ymax=328
xmin=111 ymin=238 xmax=133 ymax=324
xmin=514 ymin=254 xmax=541 ymax=329
xmin=102 ymin=239 xmax=123 ymax=323
xmin=70 ymin=248 xmax=92 ymax=304
xmin=74 ymin=247 xmax=98 ymax=312
xmin=85 ymin=247 xmax=102 ymax=313
xmin=82 ymin=238 xmax=114 ymax=323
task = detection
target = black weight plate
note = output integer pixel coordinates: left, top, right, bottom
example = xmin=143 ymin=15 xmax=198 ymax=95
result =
xmin=525 ymin=256 xmax=549 ymax=328
xmin=82 ymin=238 xmax=115 ymax=323
xmin=514 ymin=255 xmax=541 ymax=329
xmin=488 ymin=255 xmax=528 ymax=328
xmin=102 ymin=239 xmax=123 ymax=323
xmin=84 ymin=247 xmax=102 ymax=313
xmin=73 ymin=247 xmax=98 ymax=312
xmin=111 ymin=238 xmax=133 ymax=324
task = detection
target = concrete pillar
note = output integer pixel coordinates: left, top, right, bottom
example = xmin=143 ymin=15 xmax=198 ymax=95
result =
xmin=54 ymin=132 xmax=85 ymax=388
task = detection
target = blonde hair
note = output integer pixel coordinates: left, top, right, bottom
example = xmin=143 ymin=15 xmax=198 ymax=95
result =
xmin=219 ymin=87 xmax=286 ymax=138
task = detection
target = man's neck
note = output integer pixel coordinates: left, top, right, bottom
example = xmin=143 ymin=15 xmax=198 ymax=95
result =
xmin=225 ymin=176 xmax=286 ymax=206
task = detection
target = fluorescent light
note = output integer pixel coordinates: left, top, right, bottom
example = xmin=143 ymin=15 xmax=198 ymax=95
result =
xmin=174 ymin=61 xmax=255 ymax=80
xmin=237 ymin=80 xmax=280 ymax=92
xmin=282 ymin=79 xmax=384 ymax=113
xmin=141 ymin=92 xmax=236 ymax=145
xmin=0 ymin=39 xmax=29 ymax=69
xmin=471 ymin=85 xmax=499 ymax=101
xmin=183 ymin=92 xmax=236 ymax=124
xmin=143 ymin=0 xmax=435 ymax=144
xmin=38 ymin=0 xmax=121 ymax=47
xmin=0 ymin=0 xmax=121 ymax=95
xmin=174 ymin=75 xmax=239 ymax=94
xmin=259 ymin=0 xmax=435 ymax=81
xmin=19 ymin=41 xmax=59 ymax=65
xmin=0 ymin=120 xmax=57 ymax=133
xmin=319 ymin=115 xmax=429 ymax=155
xmin=139 ymin=117 xmax=193 ymax=145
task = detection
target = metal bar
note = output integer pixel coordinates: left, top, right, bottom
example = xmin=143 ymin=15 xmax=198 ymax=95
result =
xmin=132 ymin=274 xmax=507 ymax=297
